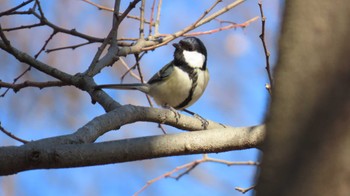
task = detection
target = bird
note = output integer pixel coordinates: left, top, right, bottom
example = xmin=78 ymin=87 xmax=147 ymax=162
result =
xmin=95 ymin=37 xmax=209 ymax=112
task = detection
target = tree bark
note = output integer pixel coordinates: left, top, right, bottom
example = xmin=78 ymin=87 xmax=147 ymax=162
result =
xmin=257 ymin=0 xmax=350 ymax=195
xmin=0 ymin=124 xmax=265 ymax=176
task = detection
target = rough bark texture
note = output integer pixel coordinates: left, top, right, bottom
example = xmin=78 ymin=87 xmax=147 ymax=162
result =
xmin=257 ymin=0 xmax=350 ymax=195
xmin=0 ymin=125 xmax=265 ymax=176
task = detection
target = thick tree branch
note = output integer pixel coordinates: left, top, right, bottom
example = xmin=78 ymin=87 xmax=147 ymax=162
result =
xmin=21 ymin=105 xmax=233 ymax=146
xmin=0 ymin=124 xmax=265 ymax=176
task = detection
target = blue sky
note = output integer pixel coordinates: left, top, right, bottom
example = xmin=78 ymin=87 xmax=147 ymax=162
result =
xmin=0 ymin=0 xmax=283 ymax=195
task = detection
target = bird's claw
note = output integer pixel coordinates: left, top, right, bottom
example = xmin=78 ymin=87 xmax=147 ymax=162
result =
xmin=167 ymin=106 xmax=181 ymax=123
xmin=193 ymin=113 xmax=209 ymax=129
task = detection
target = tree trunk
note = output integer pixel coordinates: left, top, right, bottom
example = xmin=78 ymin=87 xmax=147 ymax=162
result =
xmin=257 ymin=0 xmax=350 ymax=195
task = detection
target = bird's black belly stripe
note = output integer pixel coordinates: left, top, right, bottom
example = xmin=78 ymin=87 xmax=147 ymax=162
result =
xmin=175 ymin=67 xmax=198 ymax=109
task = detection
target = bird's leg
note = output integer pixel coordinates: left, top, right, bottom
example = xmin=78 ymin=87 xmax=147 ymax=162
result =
xmin=183 ymin=109 xmax=209 ymax=129
xmin=163 ymin=105 xmax=181 ymax=123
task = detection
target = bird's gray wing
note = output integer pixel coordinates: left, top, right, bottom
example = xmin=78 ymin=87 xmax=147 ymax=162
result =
xmin=147 ymin=61 xmax=174 ymax=84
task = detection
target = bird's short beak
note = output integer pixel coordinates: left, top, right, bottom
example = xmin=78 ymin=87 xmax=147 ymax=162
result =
xmin=172 ymin=43 xmax=180 ymax=49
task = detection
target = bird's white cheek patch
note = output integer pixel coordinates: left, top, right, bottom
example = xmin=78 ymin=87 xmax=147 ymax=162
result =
xmin=183 ymin=50 xmax=206 ymax=68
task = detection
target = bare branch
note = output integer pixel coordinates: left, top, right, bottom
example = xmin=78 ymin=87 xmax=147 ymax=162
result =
xmin=135 ymin=154 xmax=260 ymax=195
xmin=154 ymin=0 xmax=162 ymax=36
xmin=258 ymin=1 xmax=273 ymax=94
xmin=183 ymin=16 xmax=259 ymax=36
xmin=0 ymin=123 xmax=29 ymax=144
xmin=0 ymin=40 xmax=73 ymax=83
xmin=45 ymin=42 xmax=93 ymax=53
xmin=81 ymin=0 xmax=152 ymax=24
xmin=235 ymin=185 xmax=256 ymax=194
xmin=0 ymin=24 xmax=11 ymax=47
xmin=0 ymin=0 xmax=34 ymax=17
xmin=81 ymin=0 xmax=113 ymax=11
xmin=2 ymin=5 xmax=103 ymax=42
xmin=0 ymin=121 xmax=265 ymax=175
xmin=119 ymin=58 xmax=141 ymax=82
xmin=118 ymin=0 xmax=142 ymax=26
xmin=35 ymin=30 xmax=57 ymax=58
xmin=139 ymin=0 xmax=146 ymax=39
xmin=2 ymin=23 xmax=44 ymax=32
xmin=0 ymin=80 xmax=68 ymax=93
xmin=142 ymin=0 xmax=246 ymax=51
xmin=34 ymin=0 xmax=45 ymax=18
xmin=148 ymin=0 xmax=156 ymax=36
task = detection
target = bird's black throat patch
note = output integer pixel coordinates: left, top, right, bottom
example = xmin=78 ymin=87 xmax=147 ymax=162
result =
xmin=174 ymin=65 xmax=199 ymax=109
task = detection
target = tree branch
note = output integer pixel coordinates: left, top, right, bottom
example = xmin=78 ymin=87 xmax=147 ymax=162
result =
xmin=0 ymin=0 xmax=34 ymax=17
xmin=142 ymin=0 xmax=246 ymax=51
xmin=0 ymin=123 xmax=265 ymax=176
xmin=0 ymin=40 xmax=73 ymax=83
xmin=0 ymin=80 xmax=68 ymax=93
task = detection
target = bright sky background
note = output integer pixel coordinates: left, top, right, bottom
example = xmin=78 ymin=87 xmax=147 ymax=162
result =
xmin=0 ymin=0 xmax=283 ymax=195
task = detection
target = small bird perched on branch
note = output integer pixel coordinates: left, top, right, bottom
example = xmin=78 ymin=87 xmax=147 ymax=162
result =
xmin=96 ymin=37 xmax=209 ymax=112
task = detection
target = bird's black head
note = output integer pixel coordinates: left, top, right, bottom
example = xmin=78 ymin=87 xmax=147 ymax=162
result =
xmin=172 ymin=37 xmax=207 ymax=69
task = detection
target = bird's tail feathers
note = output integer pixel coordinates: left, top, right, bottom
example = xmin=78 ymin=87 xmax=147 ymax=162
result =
xmin=95 ymin=83 xmax=150 ymax=93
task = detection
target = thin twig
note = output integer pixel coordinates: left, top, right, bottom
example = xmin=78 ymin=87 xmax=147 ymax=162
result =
xmin=134 ymin=54 xmax=146 ymax=85
xmin=2 ymin=6 xmax=102 ymax=42
xmin=191 ymin=0 xmax=223 ymax=27
xmin=0 ymin=122 xmax=29 ymax=144
xmin=235 ymin=185 xmax=256 ymax=194
xmin=81 ymin=0 xmax=151 ymax=24
xmin=148 ymin=0 xmax=156 ymax=37
xmin=2 ymin=23 xmax=44 ymax=32
xmin=0 ymin=66 xmax=31 ymax=97
xmin=0 ymin=25 xmax=34 ymax=97
xmin=35 ymin=30 xmax=57 ymax=59
xmin=81 ymin=0 xmax=113 ymax=11
xmin=258 ymin=1 xmax=273 ymax=94
xmin=172 ymin=162 xmax=200 ymax=180
xmin=134 ymin=154 xmax=259 ymax=195
xmin=45 ymin=42 xmax=93 ymax=53
xmin=0 ymin=80 xmax=67 ymax=93
xmin=154 ymin=0 xmax=162 ymax=36
xmin=29 ymin=10 xmax=103 ymax=42
xmin=183 ymin=16 xmax=259 ymax=36
xmin=139 ymin=0 xmax=145 ymax=39
xmin=0 ymin=0 xmax=34 ymax=17
xmin=119 ymin=58 xmax=141 ymax=82
xmin=118 ymin=0 xmax=142 ymax=26
xmin=34 ymin=0 xmax=45 ymax=18
xmin=142 ymin=0 xmax=245 ymax=51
